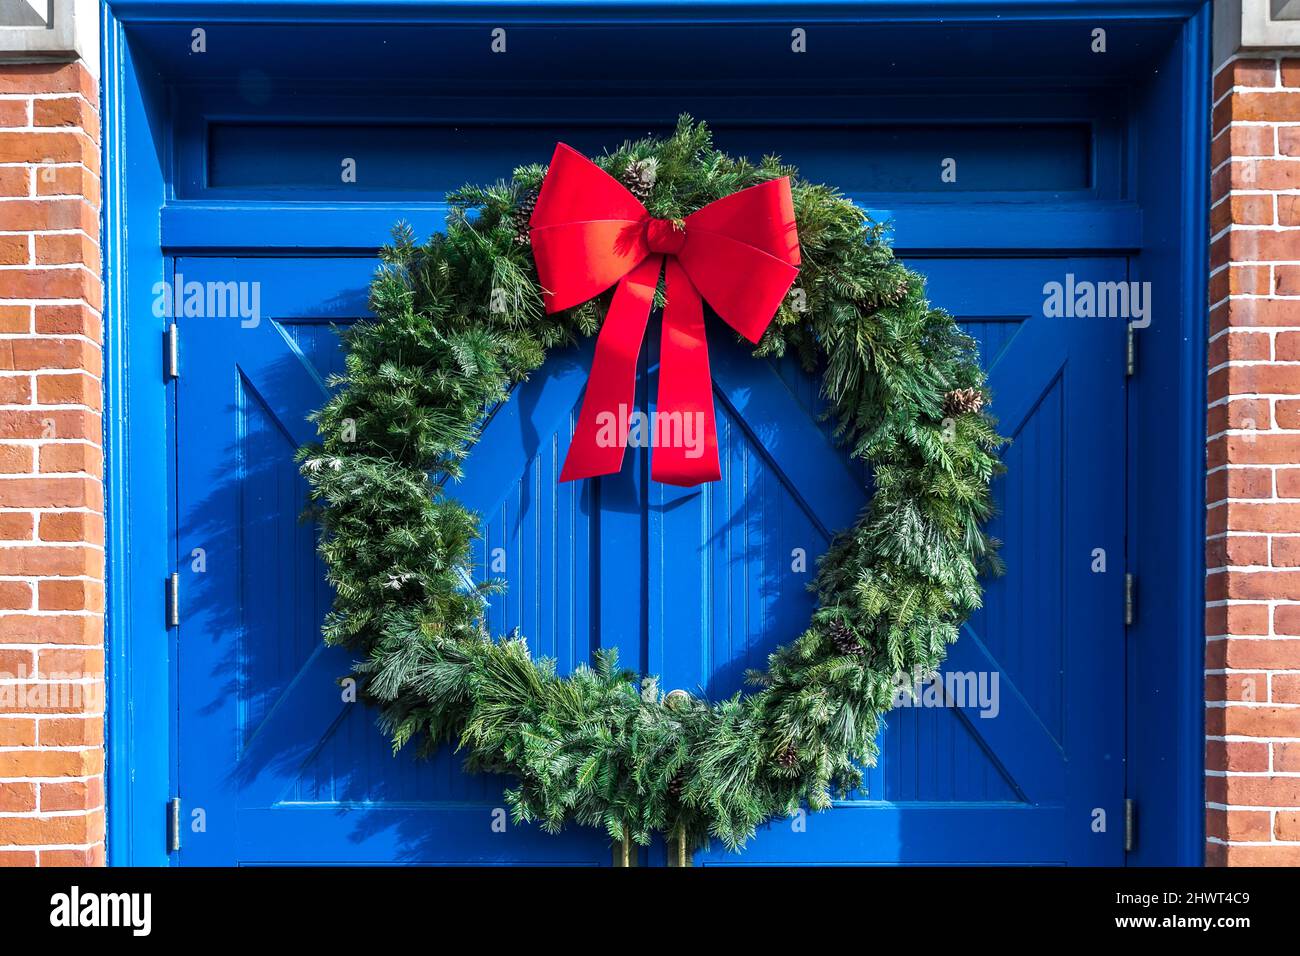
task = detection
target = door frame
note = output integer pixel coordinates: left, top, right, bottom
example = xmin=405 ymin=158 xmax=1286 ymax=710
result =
xmin=101 ymin=0 xmax=1211 ymax=866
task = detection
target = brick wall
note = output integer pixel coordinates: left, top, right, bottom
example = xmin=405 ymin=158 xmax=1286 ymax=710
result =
xmin=0 ymin=61 xmax=105 ymax=867
xmin=1207 ymin=54 xmax=1300 ymax=866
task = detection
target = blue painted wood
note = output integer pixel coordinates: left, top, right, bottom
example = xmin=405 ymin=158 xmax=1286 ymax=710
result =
xmin=160 ymin=203 xmax=1144 ymax=254
xmin=171 ymin=251 xmax=1125 ymax=865
xmin=172 ymin=257 xmax=613 ymax=864
xmin=106 ymin=0 xmax=1210 ymax=866
xmin=689 ymin=257 xmax=1126 ymax=864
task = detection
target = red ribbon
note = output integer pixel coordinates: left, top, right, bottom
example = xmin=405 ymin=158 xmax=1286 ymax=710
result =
xmin=529 ymin=144 xmax=801 ymax=487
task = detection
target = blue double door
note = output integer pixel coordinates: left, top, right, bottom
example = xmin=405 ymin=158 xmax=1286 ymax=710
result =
xmin=173 ymin=248 xmax=1126 ymax=865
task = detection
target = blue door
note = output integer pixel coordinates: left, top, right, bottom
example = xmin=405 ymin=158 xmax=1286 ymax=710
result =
xmin=174 ymin=251 xmax=1126 ymax=865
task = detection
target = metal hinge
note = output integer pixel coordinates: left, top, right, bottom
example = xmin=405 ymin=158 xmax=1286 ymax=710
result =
xmin=1124 ymin=572 xmax=1136 ymax=627
xmin=168 ymin=797 xmax=182 ymax=853
xmin=1126 ymin=323 xmax=1136 ymax=377
xmin=166 ymin=322 xmax=179 ymax=379
xmin=1124 ymin=798 xmax=1136 ymax=853
xmin=166 ymin=572 xmax=179 ymax=628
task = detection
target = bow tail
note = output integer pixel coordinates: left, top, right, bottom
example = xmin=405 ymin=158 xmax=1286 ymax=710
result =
xmin=653 ymin=260 xmax=722 ymax=486
xmin=559 ymin=256 xmax=663 ymax=483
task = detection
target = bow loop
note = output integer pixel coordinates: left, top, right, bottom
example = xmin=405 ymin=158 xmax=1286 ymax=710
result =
xmin=529 ymin=143 xmax=800 ymax=486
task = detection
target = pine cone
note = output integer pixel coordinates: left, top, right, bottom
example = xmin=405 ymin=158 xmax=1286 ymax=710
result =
xmin=828 ymin=620 xmax=865 ymax=657
xmin=622 ymin=157 xmax=658 ymax=204
xmin=943 ymin=387 xmax=985 ymax=418
xmin=511 ymin=189 xmax=538 ymax=246
xmin=667 ymin=771 xmax=685 ymax=799
xmin=776 ymin=746 xmax=799 ymax=770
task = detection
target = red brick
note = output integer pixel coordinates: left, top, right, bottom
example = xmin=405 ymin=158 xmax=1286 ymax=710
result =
xmin=1207 ymin=534 xmax=1269 ymax=568
xmin=1221 ymin=705 xmax=1300 ymax=737
xmin=0 ymin=167 xmax=28 ymax=196
xmin=1276 ymin=740 xmax=1300 ymax=770
xmin=0 ymin=782 xmax=35 ymax=813
xmin=1208 ymin=739 xmax=1270 ymax=772
xmin=1275 ymin=811 xmax=1300 ymax=840
xmin=0 ymin=546 xmax=98 ymax=578
xmin=0 ymin=615 xmax=100 ymax=645
xmin=36 ymin=647 xmax=102 ymax=679
xmin=34 ymin=233 xmax=99 ymax=271
xmin=40 ymin=846 xmax=104 ymax=867
xmin=0 ymin=813 xmax=104 ymax=847
xmin=0 ymin=235 xmax=28 ymax=265
xmin=1279 ymin=399 xmax=1300 ymax=429
xmin=35 ymin=373 xmax=100 ymax=410
xmin=0 ymin=717 xmax=35 ymax=747
xmin=0 ymin=445 xmax=34 ymax=474
xmin=1206 ymin=808 xmax=1272 ymax=841
xmin=1279 ymin=194 xmax=1300 ymax=225
xmin=1214 ymin=844 xmax=1300 ymax=866
xmin=1277 ymin=331 xmax=1300 ymax=361
xmin=0 ymin=130 xmax=97 ymax=171
xmin=1232 ymin=58 xmax=1279 ymax=91
xmin=1211 ymin=434 xmax=1300 ymax=467
xmin=1226 ymin=502 xmax=1300 ymax=532
xmin=32 ymin=97 xmax=99 ymax=140
xmin=37 ymin=580 xmax=102 ymax=612
xmin=1222 ymin=636 xmax=1300 ymax=666
xmin=0 ymin=748 xmax=100 ymax=777
xmin=0 ymin=581 xmax=32 ymax=610
xmin=0 ymin=199 xmax=97 ymax=236
xmin=38 ymin=511 xmax=101 ymax=545
xmin=39 ymin=716 xmax=101 ymax=747
xmin=0 ymin=339 xmax=101 ymax=376
xmin=0 ymin=477 xmax=101 ymax=509
xmin=38 ymin=444 xmax=101 ymax=476
xmin=1223 ymin=774 xmax=1300 ymax=806
xmin=1206 ymin=602 xmax=1270 ymax=635
xmin=1206 ymin=671 xmax=1267 ymax=702
xmin=1227 ymin=194 xmax=1273 ymax=227
xmin=0 ymin=63 xmax=97 ymax=101
xmin=34 ymin=166 xmax=99 ymax=205
xmin=0 ymin=100 xmax=28 ymax=127
xmin=0 ymin=512 xmax=34 ymax=540
xmin=0 ymin=851 xmax=37 ymax=867
xmin=1225 ymin=91 xmax=1300 ymax=125
xmin=40 ymin=778 xmax=101 ymax=812
xmin=1232 ymin=265 xmax=1271 ymax=295
xmin=0 ymin=305 xmax=29 ymax=334
xmin=1274 ymin=537 xmax=1300 ymax=567
xmin=1275 ymin=265 xmax=1300 ymax=295
xmin=0 ymin=269 xmax=100 ymax=308
xmin=34 ymin=304 xmax=99 ymax=340
xmin=1281 ymin=469 xmax=1300 ymax=498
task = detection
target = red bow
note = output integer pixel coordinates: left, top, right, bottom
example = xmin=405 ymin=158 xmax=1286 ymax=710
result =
xmin=529 ymin=144 xmax=801 ymax=486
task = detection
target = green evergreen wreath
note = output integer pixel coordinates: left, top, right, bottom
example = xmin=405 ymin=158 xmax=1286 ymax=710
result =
xmin=298 ymin=117 xmax=1004 ymax=854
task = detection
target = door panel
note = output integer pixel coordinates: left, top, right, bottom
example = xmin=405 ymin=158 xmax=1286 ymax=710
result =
xmin=689 ymin=257 xmax=1127 ymax=864
xmin=174 ymin=251 xmax=1125 ymax=865
xmin=174 ymin=257 xmax=614 ymax=864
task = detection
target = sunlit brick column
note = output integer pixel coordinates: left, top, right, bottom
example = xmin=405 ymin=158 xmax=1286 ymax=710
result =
xmin=0 ymin=60 xmax=104 ymax=867
xmin=1206 ymin=53 xmax=1300 ymax=866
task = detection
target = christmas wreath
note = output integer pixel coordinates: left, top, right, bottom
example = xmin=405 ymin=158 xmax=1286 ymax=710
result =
xmin=298 ymin=117 xmax=1003 ymax=855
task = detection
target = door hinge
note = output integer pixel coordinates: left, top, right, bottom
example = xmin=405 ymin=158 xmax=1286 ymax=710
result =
xmin=1124 ymin=797 xmax=1136 ymax=853
xmin=1124 ymin=572 xmax=1136 ymax=627
xmin=168 ymin=797 xmax=182 ymax=853
xmin=166 ymin=572 xmax=179 ymax=628
xmin=166 ymin=322 xmax=179 ymax=379
xmin=1126 ymin=323 xmax=1136 ymax=377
